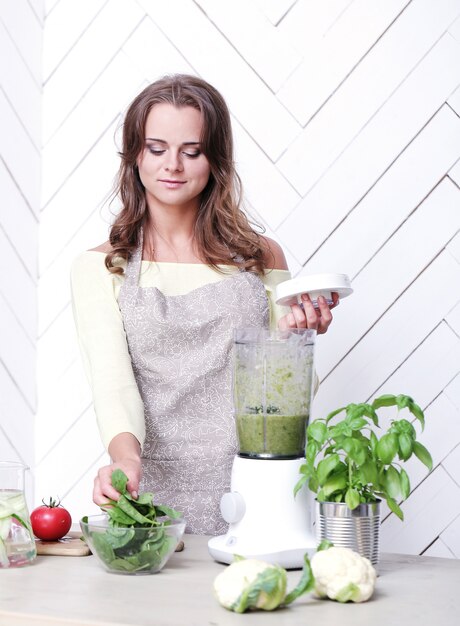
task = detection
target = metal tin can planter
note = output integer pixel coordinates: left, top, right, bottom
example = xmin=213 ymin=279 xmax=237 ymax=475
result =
xmin=316 ymin=500 xmax=381 ymax=565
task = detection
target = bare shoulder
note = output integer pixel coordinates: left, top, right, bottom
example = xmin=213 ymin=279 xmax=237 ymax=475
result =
xmin=90 ymin=241 xmax=112 ymax=253
xmin=261 ymin=236 xmax=289 ymax=271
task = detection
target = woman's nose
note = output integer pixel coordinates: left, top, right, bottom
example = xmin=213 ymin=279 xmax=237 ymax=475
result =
xmin=164 ymin=150 xmax=183 ymax=172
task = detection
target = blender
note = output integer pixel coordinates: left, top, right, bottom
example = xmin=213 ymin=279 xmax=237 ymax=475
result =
xmin=208 ymin=328 xmax=317 ymax=569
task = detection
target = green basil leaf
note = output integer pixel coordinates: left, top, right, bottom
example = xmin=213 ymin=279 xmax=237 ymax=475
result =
xmin=357 ymin=460 xmax=378 ymax=485
xmin=325 ymin=406 xmax=346 ymax=424
xmin=293 ymin=474 xmax=308 ymax=497
xmin=317 ymin=454 xmax=341 ymax=486
xmin=413 ymin=441 xmax=433 ymax=470
xmin=370 ymin=430 xmax=378 ymax=455
xmin=376 ymin=433 xmax=398 ymax=464
xmin=330 ymin=423 xmax=352 ymax=439
xmin=384 ymin=466 xmax=401 ymax=499
xmin=399 ymin=468 xmax=410 ymax=499
xmin=308 ymin=473 xmax=320 ymax=494
xmin=395 ymin=394 xmax=412 ymax=410
xmin=308 ymin=471 xmax=319 ymax=493
xmin=341 ymin=438 xmax=367 ymax=465
xmin=395 ymin=419 xmax=416 ymax=438
xmin=345 ymin=488 xmax=360 ymax=510
xmin=386 ymin=495 xmax=404 ymax=520
xmin=346 ymin=403 xmax=378 ymax=426
xmin=333 ymin=461 xmax=348 ymax=476
xmin=398 ymin=433 xmax=413 ymax=461
xmin=299 ymin=462 xmax=313 ymax=476
xmin=353 ymin=430 xmax=369 ymax=443
xmin=408 ymin=401 xmax=425 ymax=430
xmin=348 ymin=416 xmax=368 ymax=431
xmin=305 ymin=440 xmax=319 ymax=463
xmin=322 ymin=473 xmax=348 ymax=498
xmin=372 ymin=394 xmax=397 ymax=409
xmin=307 ymin=421 xmax=327 ymax=444
xmin=362 ymin=404 xmax=379 ymax=426
xmin=345 ymin=403 xmax=365 ymax=420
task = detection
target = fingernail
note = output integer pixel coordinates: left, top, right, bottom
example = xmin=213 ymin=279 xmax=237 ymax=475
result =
xmin=132 ymin=491 xmax=138 ymax=499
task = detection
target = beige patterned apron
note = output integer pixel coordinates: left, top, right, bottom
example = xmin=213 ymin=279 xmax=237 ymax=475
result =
xmin=118 ymin=235 xmax=269 ymax=535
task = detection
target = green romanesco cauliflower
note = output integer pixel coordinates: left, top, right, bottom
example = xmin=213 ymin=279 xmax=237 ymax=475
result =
xmin=311 ymin=546 xmax=377 ymax=603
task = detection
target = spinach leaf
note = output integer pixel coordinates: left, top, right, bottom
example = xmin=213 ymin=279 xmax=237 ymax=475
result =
xmin=88 ymin=470 xmax=182 ymax=573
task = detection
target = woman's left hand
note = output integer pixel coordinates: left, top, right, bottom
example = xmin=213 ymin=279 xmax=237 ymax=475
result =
xmin=278 ymin=292 xmax=339 ymax=334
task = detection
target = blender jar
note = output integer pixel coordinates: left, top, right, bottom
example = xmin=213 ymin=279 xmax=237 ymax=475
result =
xmin=234 ymin=328 xmax=316 ymax=459
xmin=0 ymin=461 xmax=37 ymax=567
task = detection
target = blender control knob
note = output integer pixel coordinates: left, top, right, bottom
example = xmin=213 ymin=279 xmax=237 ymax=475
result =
xmin=220 ymin=492 xmax=246 ymax=523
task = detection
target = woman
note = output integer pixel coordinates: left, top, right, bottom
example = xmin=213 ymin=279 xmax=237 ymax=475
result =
xmin=71 ymin=74 xmax=337 ymax=535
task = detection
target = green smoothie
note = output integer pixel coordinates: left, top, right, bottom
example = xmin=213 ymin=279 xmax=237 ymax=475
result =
xmin=236 ymin=412 xmax=308 ymax=458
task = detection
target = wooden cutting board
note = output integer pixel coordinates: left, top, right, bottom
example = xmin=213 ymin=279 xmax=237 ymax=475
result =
xmin=35 ymin=531 xmax=91 ymax=557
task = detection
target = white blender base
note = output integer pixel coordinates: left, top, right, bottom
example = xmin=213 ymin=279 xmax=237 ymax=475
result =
xmin=208 ymin=456 xmax=317 ymax=570
xmin=208 ymin=535 xmax=316 ymax=570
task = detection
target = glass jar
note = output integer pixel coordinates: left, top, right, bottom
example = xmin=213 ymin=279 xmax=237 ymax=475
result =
xmin=233 ymin=328 xmax=316 ymax=459
xmin=0 ymin=461 xmax=37 ymax=567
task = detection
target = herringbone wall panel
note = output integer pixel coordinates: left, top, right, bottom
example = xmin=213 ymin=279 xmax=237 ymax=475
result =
xmin=2 ymin=0 xmax=460 ymax=558
xmin=0 ymin=0 xmax=42 ymax=503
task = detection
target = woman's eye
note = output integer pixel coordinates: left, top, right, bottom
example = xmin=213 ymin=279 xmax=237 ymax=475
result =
xmin=183 ymin=151 xmax=201 ymax=158
xmin=148 ymin=147 xmax=165 ymax=155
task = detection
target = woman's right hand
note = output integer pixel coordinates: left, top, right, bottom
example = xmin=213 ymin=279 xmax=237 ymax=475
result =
xmin=93 ymin=458 xmax=142 ymax=506
xmin=93 ymin=432 xmax=142 ymax=506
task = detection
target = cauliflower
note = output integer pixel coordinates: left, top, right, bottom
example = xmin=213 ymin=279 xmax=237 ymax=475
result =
xmin=310 ymin=546 xmax=376 ymax=603
xmin=213 ymin=555 xmax=314 ymax=613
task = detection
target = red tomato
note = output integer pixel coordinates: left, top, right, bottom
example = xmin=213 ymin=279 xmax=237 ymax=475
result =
xmin=30 ymin=497 xmax=72 ymax=541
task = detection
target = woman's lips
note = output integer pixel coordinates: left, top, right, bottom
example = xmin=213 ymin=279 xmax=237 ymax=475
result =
xmin=159 ymin=179 xmax=186 ymax=189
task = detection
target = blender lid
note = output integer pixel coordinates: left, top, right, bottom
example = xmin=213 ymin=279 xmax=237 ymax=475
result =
xmin=275 ymin=273 xmax=353 ymax=307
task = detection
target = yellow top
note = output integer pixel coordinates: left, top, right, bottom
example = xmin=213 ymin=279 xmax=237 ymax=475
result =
xmin=70 ymin=251 xmax=291 ymax=451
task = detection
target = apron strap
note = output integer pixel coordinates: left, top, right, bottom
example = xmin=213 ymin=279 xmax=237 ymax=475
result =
xmin=124 ymin=228 xmax=144 ymax=286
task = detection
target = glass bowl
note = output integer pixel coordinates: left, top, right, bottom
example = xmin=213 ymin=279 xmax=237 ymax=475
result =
xmin=80 ymin=514 xmax=186 ymax=575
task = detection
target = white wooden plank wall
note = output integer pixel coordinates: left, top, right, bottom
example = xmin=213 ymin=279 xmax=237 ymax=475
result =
xmin=0 ymin=0 xmax=43 ymax=504
xmin=2 ymin=0 xmax=459 ymax=556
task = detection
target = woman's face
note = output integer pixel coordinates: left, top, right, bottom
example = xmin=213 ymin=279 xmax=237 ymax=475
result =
xmin=137 ymin=103 xmax=211 ymax=213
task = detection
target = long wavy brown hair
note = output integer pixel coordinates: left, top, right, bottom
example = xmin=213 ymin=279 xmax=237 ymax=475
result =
xmin=105 ymin=74 xmax=270 ymax=275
